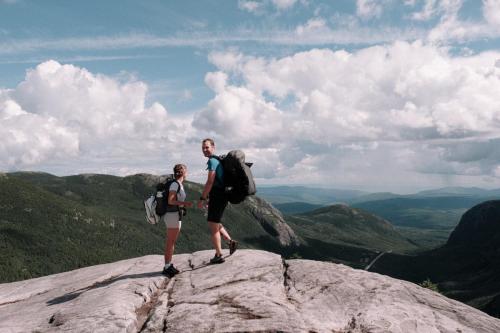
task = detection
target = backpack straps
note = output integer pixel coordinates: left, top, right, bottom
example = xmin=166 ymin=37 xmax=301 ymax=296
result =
xmin=166 ymin=179 xmax=181 ymax=211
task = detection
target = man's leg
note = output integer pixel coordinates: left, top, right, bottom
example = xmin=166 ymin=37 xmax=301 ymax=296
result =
xmin=208 ymin=221 xmax=223 ymax=256
xmin=219 ymin=225 xmax=231 ymax=241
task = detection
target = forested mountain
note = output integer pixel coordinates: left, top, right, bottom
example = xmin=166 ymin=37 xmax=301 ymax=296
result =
xmin=0 ymin=172 xmax=416 ymax=282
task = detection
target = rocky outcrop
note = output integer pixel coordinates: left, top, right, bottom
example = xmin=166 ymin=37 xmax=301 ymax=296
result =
xmin=447 ymin=200 xmax=500 ymax=247
xmin=1 ymin=250 xmax=499 ymax=333
xmin=244 ymin=196 xmax=301 ymax=246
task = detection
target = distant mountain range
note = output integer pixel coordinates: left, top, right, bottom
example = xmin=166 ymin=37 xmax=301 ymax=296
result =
xmin=256 ymin=186 xmax=367 ymax=205
xmin=259 ymin=185 xmax=500 ymax=207
xmin=261 ymin=185 xmax=500 ymax=250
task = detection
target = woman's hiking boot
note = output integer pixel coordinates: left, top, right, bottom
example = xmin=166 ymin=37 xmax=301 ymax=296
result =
xmin=228 ymin=240 xmax=238 ymax=255
xmin=162 ymin=264 xmax=180 ymax=277
xmin=209 ymin=254 xmax=225 ymax=264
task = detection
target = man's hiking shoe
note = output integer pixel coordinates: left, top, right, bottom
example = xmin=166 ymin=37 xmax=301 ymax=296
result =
xmin=209 ymin=254 xmax=225 ymax=264
xmin=162 ymin=264 xmax=179 ymax=277
xmin=228 ymin=240 xmax=238 ymax=255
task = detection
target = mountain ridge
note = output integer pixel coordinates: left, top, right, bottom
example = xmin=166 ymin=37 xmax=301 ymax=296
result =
xmin=371 ymin=200 xmax=500 ymax=318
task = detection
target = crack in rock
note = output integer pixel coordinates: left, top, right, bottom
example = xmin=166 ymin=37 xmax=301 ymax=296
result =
xmin=136 ymin=278 xmax=169 ymax=332
xmin=282 ymin=257 xmax=299 ymax=307
xmin=218 ymin=294 xmax=266 ymax=320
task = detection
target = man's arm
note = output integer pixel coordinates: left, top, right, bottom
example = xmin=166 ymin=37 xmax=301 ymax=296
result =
xmin=198 ymin=171 xmax=216 ymax=208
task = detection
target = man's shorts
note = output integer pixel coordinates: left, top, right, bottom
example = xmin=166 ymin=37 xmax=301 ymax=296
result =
xmin=162 ymin=212 xmax=182 ymax=229
xmin=207 ymin=187 xmax=228 ymax=223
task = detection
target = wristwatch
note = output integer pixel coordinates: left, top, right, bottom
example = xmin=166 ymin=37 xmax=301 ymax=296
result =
xmin=200 ymin=196 xmax=207 ymax=201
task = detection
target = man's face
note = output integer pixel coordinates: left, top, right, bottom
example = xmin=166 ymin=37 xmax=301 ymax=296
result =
xmin=202 ymin=141 xmax=214 ymax=157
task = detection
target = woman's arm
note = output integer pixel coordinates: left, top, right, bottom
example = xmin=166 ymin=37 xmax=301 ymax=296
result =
xmin=168 ymin=191 xmax=193 ymax=208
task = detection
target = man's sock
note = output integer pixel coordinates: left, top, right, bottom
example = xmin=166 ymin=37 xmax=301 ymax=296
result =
xmin=164 ymin=262 xmax=171 ymax=270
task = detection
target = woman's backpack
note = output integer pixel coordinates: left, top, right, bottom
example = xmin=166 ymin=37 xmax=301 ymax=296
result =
xmin=155 ymin=179 xmax=181 ymax=216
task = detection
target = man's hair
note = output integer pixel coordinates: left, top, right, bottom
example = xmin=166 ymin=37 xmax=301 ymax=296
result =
xmin=202 ymin=138 xmax=215 ymax=146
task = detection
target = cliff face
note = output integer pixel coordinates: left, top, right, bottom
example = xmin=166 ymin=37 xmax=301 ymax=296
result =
xmin=447 ymin=200 xmax=500 ymax=247
xmin=1 ymin=250 xmax=500 ymax=333
xmin=244 ymin=195 xmax=301 ymax=247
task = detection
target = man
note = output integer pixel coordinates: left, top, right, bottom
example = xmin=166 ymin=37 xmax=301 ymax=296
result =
xmin=198 ymin=138 xmax=238 ymax=264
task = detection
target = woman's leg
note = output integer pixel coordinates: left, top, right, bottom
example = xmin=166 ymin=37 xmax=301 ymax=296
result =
xmin=164 ymin=227 xmax=181 ymax=264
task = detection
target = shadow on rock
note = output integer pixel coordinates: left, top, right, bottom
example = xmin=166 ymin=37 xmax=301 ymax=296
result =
xmin=46 ymin=271 xmax=163 ymax=306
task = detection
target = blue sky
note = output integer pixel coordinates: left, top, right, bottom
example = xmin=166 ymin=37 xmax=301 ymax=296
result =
xmin=2 ymin=0 xmax=500 ymax=193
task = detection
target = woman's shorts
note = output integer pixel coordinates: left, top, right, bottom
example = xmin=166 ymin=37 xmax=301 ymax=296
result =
xmin=162 ymin=212 xmax=181 ymax=229
xmin=207 ymin=188 xmax=228 ymax=223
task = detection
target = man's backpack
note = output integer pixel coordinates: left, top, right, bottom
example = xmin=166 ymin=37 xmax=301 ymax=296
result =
xmin=217 ymin=150 xmax=256 ymax=204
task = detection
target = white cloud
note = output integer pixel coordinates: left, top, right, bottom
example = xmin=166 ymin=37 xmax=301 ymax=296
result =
xmin=356 ymin=0 xmax=383 ymax=20
xmin=199 ymin=42 xmax=500 ymax=188
xmin=238 ymin=0 xmax=262 ymax=13
xmin=271 ymin=0 xmax=297 ymax=10
xmin=411 ymin=0 xmax=438 ymax=21
xmin=237 ymin=0 xmax=298 ymax=15
xmin=0 ymin=60 xmax=188 ymax=171
xmin=296 ymin=18 xmax=327 ymax=35
xmin=193 ymin=77 xmax=283 ymax=146
xmin=204 ymin=71 xmax=229 ymax=93
xmin=425 ymin=0 xmax=500 ymax=43
xmin=484 ymin=0 xmax=500 ymax=27
xmin=5 ymin=41 xmax=500 ymax=191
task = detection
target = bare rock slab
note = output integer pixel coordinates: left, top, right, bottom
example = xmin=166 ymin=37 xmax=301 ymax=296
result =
xmin=1 ymin=250 xmax=500 ymax=333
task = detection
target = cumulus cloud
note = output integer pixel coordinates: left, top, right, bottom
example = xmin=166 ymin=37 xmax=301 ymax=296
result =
xmin=425 ymin=0 xmax=500 ymax=43
xmin=238 ymin=0 xmax=262 ymax=13
xmin=237 ymin=0 xmax=297 ymax=14
xmin=4 ymin=43 xmax=500 ymax=191
xmin=193 ymin=74 xmax=283 ymax=146
xmin=484 ymin=0 xmax=500 ymax=27
xmin=196 ymin=42 xmax=500 ymax=188
xmin=0 ymin=60 xmax=187 ymax=172
xmin=296 ymin=18 xmax=327 ymax=36
xmin=271 ymin=0 xmax=297 ymax=10
xmin=356 ymin=0 xmax=384 ymax=20
xmin=411 ymin=0 xmax=439 ymax=21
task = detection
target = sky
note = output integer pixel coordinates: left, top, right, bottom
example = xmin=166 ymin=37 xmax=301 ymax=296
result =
xmin=2 ymin=0 xmax=500 ymax=193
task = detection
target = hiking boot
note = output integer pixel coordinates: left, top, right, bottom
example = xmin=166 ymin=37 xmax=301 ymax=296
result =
xmin=209 ymin=254 xmax=225 ymax=264
xmin=162 ymin=264 xmax=179 ymax=277
xmin=228 ymin=240 xmax=238 ymax=255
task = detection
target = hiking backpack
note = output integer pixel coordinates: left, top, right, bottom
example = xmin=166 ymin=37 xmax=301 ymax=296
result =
xmin=217 ymin=150 xmax=256 ymax=204
xmin=144 ymin=195 xmax=160 ymax=225
xmin=143 ymin=178 xmax=180 ymax=224
xmin=155 ymin=179 xmax=181 ymax=216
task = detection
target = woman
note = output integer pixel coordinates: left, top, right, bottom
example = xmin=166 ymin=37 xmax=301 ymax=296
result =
xmin=162 ymin=164 xmax=193 ymax=277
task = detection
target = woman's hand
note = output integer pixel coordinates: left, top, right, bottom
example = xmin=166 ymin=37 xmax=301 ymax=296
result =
xmin=197 ymin=199 xmax=206 ymax=209
xmin=184 ymin=201 xmax=193 ymax=208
